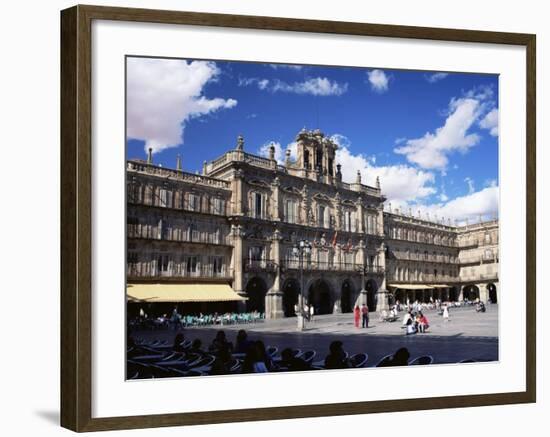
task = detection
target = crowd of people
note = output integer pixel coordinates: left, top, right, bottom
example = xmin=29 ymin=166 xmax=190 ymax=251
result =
xmin=127 ymin=328 xmax=422 ymax=379
xmin=128 ymin=309 xmax=265 ymax=331
xmin=402 ymin=310 xmax=430 ymax=335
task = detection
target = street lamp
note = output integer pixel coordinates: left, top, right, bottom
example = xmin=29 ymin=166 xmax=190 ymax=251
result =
xmin=293 ymin=239 xmax=312 ymax=331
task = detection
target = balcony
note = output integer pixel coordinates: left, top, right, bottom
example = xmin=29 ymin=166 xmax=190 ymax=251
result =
xmin=127 ymin=160 xmax=231 ymax=189
xmin=392 ymin=254 xmax=458 ymax=264
xmin=244 ymin=258 xmax=278 ymax=272
xmin=127 ymin=265 xmax=232 ymax=281
xmin=387 ymin=274 xmax=458 ymax=284
xmin=127 ymin=230 xmax=232 ymax=246
xmin=282 ymin=260 xmax=384 ymax=274
xmin=459 ymin=255 xmax=499 ymax=265
xmin=460 ymin=272 xmax=499 ymax=282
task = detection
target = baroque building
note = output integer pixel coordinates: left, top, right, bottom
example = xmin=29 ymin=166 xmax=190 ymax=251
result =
xmin=126 ymin=129 xmax=499 ymax=319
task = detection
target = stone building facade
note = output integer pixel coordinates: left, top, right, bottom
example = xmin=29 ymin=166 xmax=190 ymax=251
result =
xmin=126 ymin=129 xmax=499 ymax=318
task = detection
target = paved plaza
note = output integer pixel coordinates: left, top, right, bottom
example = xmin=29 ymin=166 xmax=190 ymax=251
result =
xmin=132 ymin=304 xmax=499 ymax=366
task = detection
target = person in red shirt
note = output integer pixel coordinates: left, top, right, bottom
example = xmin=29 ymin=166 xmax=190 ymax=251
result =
xmin=361 ymin=304 xmax=369 ymax=328
xmin=353 ymin=305 xmax=361 ymax=328
xmin=418 ymin=312 xmax=429 ymax=333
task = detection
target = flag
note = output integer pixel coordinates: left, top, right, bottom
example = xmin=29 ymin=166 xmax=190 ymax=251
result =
xmin=331 ymin=231 xmax=338 ymax=247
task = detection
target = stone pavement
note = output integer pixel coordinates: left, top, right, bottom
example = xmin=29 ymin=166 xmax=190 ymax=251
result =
xmin=131 ymin=304 xmax=498 ymax=366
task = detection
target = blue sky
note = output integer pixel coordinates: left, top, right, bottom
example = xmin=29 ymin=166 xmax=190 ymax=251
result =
xmin=126 ymin=57 xmax=499 ymax=224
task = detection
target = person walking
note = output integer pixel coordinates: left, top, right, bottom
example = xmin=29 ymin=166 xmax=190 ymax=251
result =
xmin=443 ymin=304 xmax=450 ymax=322
xmin=309 ymin=305 xmax=315 ymax=322
xmin=361 ymin=303 xmax=369 ymax=328
xmin=353 ymin=305 xmax=361 ymax=328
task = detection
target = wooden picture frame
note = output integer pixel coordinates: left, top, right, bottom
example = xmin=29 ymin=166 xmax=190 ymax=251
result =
xmin=60 ymin=4 xmax=536 ymax=432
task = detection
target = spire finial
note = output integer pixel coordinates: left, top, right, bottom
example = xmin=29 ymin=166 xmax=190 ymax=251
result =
xmin=176 ymin=154 xmax=182 ymax=171
xmin=356 ymin=170 xmax=362 ymax=184
xmin=147 ymin=147 xmax=153 ymax=164
xmin=376 ymin=176 xmax=380 ymax=190
xmin=285 ymin=148 xmax=291 ymax=167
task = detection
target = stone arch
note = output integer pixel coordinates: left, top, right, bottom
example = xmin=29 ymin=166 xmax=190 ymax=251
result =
xmin=487 ymin=283 xmax=498 ymax=303
xmin=307 ymin=278 xmax=334 ymax=315
xmin=340 ymin=278 xmax=356 ymax=313
xmin=365 ymin=278 xmax=379 ymax=312
xmin=245 ymin=276 xmax=268 ymax=313
xmin=462 ymin=284 xmax=480 ymax=302
xmin=282 ymin=277 xmax=300 ymax=317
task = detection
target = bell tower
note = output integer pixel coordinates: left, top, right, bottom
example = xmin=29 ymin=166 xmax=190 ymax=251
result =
xmin=294 ymin=128 xmax=338 ymax=184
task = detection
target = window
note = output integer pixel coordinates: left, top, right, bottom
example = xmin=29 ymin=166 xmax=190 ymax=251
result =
xmin=160 ymin=219 xmax=171 ymax=240
xmin=304 ymin=150 xmax=310 ymax=169
xmin=128 ymin=252 xmax=139 ymax=275
xmin=159 ymin=188 xmax=172 ymax=208
xmin=350 ymin=211 xmax=357 ymax=232
xmin=285 ymin=199 xmax=298 ymax=224
xmin=318 ymin=205 xmax=326 ymax=228
xmin=188 ymin=193 xmax=200 ymax=212
xmin=210 ymin=256 xmax=224 ymax=276
xmin=251 ymin=192 xmax=265 ymax=219
xmin=212 ymin=198 xmax=225 ymax=215
xmin=343 ymin=210 xmax=351 ymax=232
xmin=157 ymin=255 xmax=170 ymax=275
xmin=185 ymin=256 xmax=198 ymax=276
xmin=249 ymin=246 xmax=264 ymax=261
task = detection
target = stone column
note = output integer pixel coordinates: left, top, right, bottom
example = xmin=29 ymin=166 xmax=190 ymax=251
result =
xmin=231 ymin=224 xmax=247 ymax=311
xmin=478 ymin=283 xmax=489 ymax=303
xmin=356 ymin=196 xmax=365 ymax=233
xmin=375 ymin=242 xmax=390 ymax=311
xmin=378 ymin=206 xmax=384 ymax=236
xmin=271 ymin=177 xmax=281 ymax=221
xmin=231 ymin=169 xmax=245 ymax=216
xmin=266 ymin=229 xmax=284 ymax=319
xmin=458 ymin=285 xmax=465 ymax=302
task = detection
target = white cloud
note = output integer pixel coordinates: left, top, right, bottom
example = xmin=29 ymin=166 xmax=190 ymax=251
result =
xmin=403 ymin=185 xmax=499 ymax=224
xmin=464 ymin=177 xmax=475 ymax=194
xmin=426 ymin=72 xmax=449 ymax=83
xmin=331 ymin=134 xmax=436 ymax=204
xmin=367 ymin=69 xmax=389 ymax=93
xmin=394 ymin=96 xmax=485 ymax=171
xmin=240 ymin=77 xmax=348 ymax=96
xmin=127 ymin=58 xmax=237 ymax=154
xmin=479 ymin=108 xmax=499 ymax=136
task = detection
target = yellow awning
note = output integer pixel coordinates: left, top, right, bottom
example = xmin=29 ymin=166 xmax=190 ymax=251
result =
xmin=126 ymin=283 xmax=247 ymax=303
xmin=388 ymin=284 xmax=434 ymax=290
xmin=431 ymin=284 xmax=450 ymax=288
